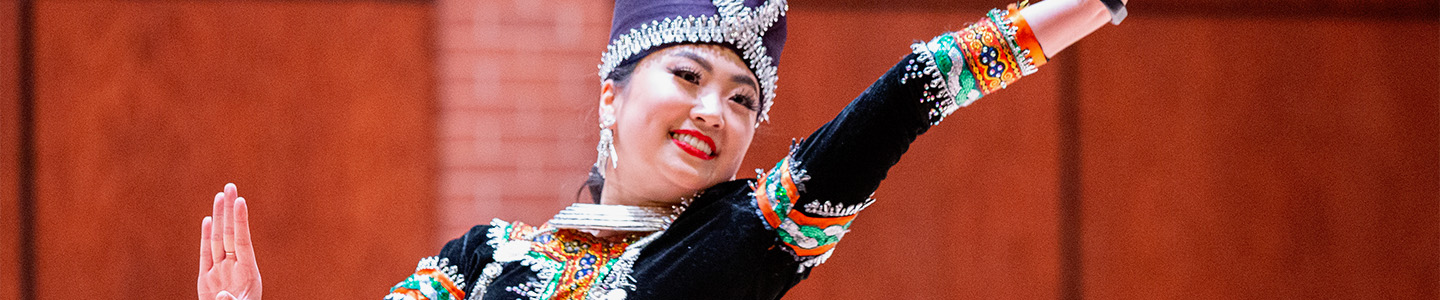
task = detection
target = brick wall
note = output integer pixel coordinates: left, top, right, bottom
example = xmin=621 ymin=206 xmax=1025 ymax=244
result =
xmin=436 ymin=0 xmax=614 ymax=239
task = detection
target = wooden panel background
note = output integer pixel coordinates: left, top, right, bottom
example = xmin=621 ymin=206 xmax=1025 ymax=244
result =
xmin=2 ymin=0 xmax=24 ymax=300
xmin=1075 ymin=16 xmax=1439 ymax=299
xmin=22 ymin=1 xmax=437 ymax=299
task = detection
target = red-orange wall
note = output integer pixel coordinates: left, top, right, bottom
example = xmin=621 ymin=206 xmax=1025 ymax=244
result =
xmin=1075 ymin=16 xmax=1438 ymax=299
xmin=3 ymin=1 xmax=24 ymax=300
xmin=9 ymin=1 xmax=438 ymax=299
xmin=6 ymin=1 xmax=1436 ymax=300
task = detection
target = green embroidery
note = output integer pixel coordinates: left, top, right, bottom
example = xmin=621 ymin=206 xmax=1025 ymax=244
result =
xmin=927 ymin=33 xmax=982 ymax=105
xmin=760 ymin=159 xmax=849 ymax=250
xmin=765 ymin=165 xmax=791 ymax=218
xmin=932 ymin=35 xmax=956 ymax=75
xmin=389 ymin=274 xmax=457 ymax=300
xmin=798 ymin=223 xmax=845 ymax=246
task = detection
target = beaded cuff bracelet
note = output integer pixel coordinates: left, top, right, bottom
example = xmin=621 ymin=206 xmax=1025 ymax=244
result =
xmin=902 ymin=2 xmax=1047 ymax=125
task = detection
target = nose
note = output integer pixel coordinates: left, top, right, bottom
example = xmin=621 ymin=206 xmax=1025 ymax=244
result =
xmin=690 ymin=93 xmax=726 ymax=129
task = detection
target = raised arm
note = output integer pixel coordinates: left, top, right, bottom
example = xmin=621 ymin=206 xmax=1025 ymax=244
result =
xmin=753 ymin=0 xmax=1125 ymax=271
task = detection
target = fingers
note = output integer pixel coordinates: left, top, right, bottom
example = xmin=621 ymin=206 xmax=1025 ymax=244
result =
xmin=200 ymin=216 xmax=214 ymax=273
xmin=223 ymin=183 xmax=238 ymax=255
xmin=210 ymin=192 xmax=226 ymax=264
xmin=233 ymin=197 xmax=257 ymax=264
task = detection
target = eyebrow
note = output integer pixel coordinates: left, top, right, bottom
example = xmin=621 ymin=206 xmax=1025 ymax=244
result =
xmin=730 ymin=74 xmax=758 ymax=93
xmin=672 ymin=50 xmax=759 ymax=93
xmin=673 ymin=51 xmax=713 ymax=73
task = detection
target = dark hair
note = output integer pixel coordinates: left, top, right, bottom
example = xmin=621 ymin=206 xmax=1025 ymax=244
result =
xmin=607 ymin=58 xmax=640 ymax=89
xmin=577 ymin=60 xmax=641 ymax=204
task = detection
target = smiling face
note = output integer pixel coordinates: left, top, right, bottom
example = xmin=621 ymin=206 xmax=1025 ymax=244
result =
xmin=598 ymin=44 xmax=761 ymax=206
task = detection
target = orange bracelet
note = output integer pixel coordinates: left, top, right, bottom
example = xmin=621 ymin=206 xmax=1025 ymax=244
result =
xmin=1006 ymin=9 xmax=1048 ymax=68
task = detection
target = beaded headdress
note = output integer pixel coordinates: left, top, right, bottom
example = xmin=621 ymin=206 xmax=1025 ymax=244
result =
xmin=599 ymin=0 xmax=788 ymax=122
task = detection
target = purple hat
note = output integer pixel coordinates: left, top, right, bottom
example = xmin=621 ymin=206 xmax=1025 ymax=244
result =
xmin=598 ymin=0 xmax=788 ymax=122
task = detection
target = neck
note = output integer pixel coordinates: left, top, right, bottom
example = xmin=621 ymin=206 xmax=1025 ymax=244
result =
xmin=598 ymin=172 xmax=694 ymax=207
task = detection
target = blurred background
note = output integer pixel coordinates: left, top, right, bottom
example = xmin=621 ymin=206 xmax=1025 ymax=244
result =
xmin=2 ymin=0 xmax=1436 ymax=299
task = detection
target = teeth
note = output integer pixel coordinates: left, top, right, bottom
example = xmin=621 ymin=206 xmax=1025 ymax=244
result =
xmin=672 ymin=132 xmax=713 ymax=156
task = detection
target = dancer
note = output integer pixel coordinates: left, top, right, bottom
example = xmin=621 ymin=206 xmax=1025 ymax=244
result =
xmin=196 ymin=0 xmax=1129 ymax=299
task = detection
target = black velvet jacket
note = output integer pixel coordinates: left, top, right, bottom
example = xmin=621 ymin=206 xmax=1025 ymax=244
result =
xmin=385 ymin=52 xmax=942 ymax=300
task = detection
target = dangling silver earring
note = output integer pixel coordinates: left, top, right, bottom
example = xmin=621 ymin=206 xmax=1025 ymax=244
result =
xmin=596 ymin=110 xmax=618 ymax=172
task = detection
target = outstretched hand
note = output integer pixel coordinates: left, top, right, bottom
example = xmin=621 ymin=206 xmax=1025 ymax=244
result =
xmin=198 ymin=183 xmax=262 ymax=300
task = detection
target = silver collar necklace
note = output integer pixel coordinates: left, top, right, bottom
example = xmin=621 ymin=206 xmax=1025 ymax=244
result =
xmin=549 ymin=194 xmax=697 ymax=232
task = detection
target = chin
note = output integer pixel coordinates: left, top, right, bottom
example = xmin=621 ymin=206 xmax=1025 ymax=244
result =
xmin=658 ymin=162 xmax=726 ymax=191
xmin=661 ymin=167 xmax=711 ymax=190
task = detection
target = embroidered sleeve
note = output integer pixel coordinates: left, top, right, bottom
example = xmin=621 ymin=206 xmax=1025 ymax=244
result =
xmin=751 ymin=52 xmax=923 ymax=272
xmin=385 ymin=257 xmax=468 ymax=300
xmin=905 ymin=5 xmax=1047 ymax=125
xmin=754 ymin=3 xmax=1048 ymax=273
xmin=385 ymin=224 xmax=497 ymax=300
xmin=754 ymin=155 xmax=872 ymax=272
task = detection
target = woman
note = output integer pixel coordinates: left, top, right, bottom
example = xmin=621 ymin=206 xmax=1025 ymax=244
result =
xmin=197 ymin=0 xmax=1128 ymax=299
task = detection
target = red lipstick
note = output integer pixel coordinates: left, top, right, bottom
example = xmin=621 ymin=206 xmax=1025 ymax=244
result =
xmin=670 ymin=129 xmax=717 ymax=160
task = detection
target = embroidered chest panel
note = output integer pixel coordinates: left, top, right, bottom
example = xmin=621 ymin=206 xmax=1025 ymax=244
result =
xmin=487 ymin=220 xmax=654 ymax=300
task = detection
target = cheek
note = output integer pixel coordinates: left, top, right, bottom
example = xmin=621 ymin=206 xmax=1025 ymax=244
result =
xmin=619 ymin=87 xmax=691 ymax=122
xmin=722 ymin=109 xmax=757 ymax=149
xmin=722 ymin=124 xmax=756 ymax=161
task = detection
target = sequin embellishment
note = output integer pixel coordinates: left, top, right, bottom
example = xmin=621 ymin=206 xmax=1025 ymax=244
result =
xmin=597 ymin=0 xmax=788 ymax=122
xmin=901 ymin=3 xmax=1047 ymax=125
xmin=485 ymin=220 xmax=649 ymax=300
xmin=385 ymin=257 xmax=468 ymax=300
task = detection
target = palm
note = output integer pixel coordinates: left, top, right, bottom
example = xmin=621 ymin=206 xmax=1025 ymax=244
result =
xmin=198 ymin=183 xmax=263 ymax=300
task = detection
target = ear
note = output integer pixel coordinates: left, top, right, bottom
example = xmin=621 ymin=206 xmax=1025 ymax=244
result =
xmin=600 ymin=79 xmax=619 ymax=117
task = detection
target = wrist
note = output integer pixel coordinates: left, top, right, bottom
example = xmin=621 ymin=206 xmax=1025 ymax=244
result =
xmin=1020 ymin=0 xmax=1113 ymax=55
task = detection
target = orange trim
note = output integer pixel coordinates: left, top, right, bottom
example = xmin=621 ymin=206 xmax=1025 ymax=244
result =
xmin=414 ymin=268 xmax=466 ymax=299
xmin=1007 ymin=9 xmax=1048 ymax=67
xmin=778 ymin=160 xmax=800 ymax=199
xmin=753 ymin=181 xmax=782 ymax=228
xmin=758 ymin=157 xmax=859 ymax=257
xmin=787 ymin=210 xmax=856 ymax=228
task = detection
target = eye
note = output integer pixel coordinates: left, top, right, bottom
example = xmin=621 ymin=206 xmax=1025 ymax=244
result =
xmin=730 ymin=94 xmax=758 ymax=111
xmin=671 ymin=67 xmax=701 ymax=84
